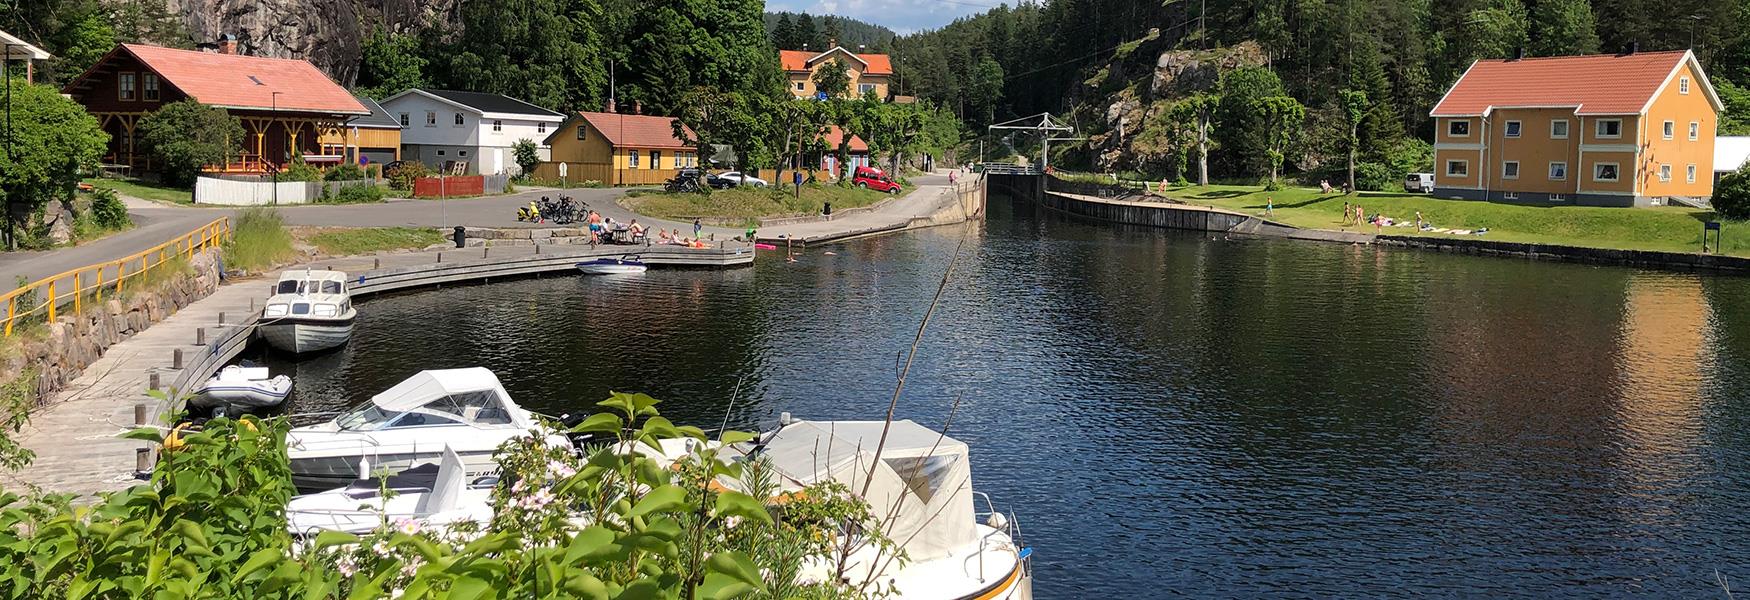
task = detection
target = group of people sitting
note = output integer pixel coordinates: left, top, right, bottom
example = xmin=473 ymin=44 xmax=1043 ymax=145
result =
xmin=654 ymin=228 xmax=711 ymax=248
xmin=581 ymin=211 xmax=647 ymax=244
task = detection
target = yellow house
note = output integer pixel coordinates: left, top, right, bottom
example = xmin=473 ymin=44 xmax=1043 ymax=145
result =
xmin=539 ymin=111 xmax=698 ymax=185
xmin=1430 ymin=48 xmax=1722 ymax=207
xmin=781 ymin=46 xmax=893 ymax=100
xmin=316 ymin=94 xmax=403 ymax=167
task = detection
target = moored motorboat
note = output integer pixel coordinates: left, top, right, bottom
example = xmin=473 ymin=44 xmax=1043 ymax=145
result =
xmin=284 ymin=367 xmax=567 ymax=492
xmin=260 ymin=269 xmax=356 ymax=354
xmin=191 ymin=364 xmax=292 ymax=410
xmin=727 ymin=415 xmax=1034 ymax=599
xmin=576 ymin=256 xmax=647 ymax=275
xmin=286 ymin=446 xmax=494 ymax=537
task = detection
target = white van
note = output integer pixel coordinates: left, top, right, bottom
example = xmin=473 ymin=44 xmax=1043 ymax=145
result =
xmin=1404 ymin=173 xmax=1435 ymax=193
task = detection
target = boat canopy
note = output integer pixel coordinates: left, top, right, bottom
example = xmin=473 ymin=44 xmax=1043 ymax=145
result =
xmin=743 ymin=419 xmax=977 ymax=561
xmin=275 ymin=269 xmax=349 ymax=295
xmin=359 ymin=368 xmax=534 ymax=429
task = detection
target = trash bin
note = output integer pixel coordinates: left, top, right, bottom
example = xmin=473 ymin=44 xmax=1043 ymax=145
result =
xmin=453 ymin=226 xmax=467 ymax=248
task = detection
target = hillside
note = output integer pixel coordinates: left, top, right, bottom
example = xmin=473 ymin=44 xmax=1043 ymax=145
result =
xmin=763 ymin=11 xmax=894 ymax=51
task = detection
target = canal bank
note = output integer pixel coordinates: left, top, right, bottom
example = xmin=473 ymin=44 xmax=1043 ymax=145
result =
xmin=9 ymin=241 xmax=752 ymax=496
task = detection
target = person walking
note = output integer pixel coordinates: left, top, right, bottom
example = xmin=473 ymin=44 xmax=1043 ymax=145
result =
xmin=823 ymin=201 xmax=833 ymax=221
xmin=1265 ymin=197 xmax=1274 ymax=217
xmin=1342 ymin=201 xmax=1352 ymax=225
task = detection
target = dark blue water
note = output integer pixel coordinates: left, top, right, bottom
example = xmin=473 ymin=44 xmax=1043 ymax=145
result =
xmin=268 ymin=197 xmax=1750 ymax=597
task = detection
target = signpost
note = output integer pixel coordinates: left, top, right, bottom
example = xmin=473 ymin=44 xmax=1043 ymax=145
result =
xmin=1704 ymin=221 xmax=1722 ymax=253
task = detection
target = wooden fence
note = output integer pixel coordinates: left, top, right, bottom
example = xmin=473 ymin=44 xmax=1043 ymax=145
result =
xmin=3 ymin=217 xmax=229 ymax=336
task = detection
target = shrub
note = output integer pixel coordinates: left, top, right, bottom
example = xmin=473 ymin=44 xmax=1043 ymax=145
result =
xmin=278 ymin=157 xmax=322 ymax=182
xmin=1354 ymin=161 xmax=1396 ymax=191
xmin=88 ymin=186 xmax=130 ymax=230
xmin=323 ymin=162 xmax=366 ymax=181
xmin=222 ymin=207 xmax=295 ymax=273
xmin=1715 ymin=165 xmax=1750 ymax=219
xmin=328 ymin=184 xmax=385 ymax=204
xmin=385 ymin=161 xmax=429 ymax=191
xmin=136 ymin=100 xmax=244 ymax=187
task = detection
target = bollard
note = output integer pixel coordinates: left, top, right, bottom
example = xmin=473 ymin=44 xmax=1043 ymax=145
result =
xmin=374 ymin=258 xmax=381 ymax=269
xmin=136 ymin=448 xmax=150 ymax=473
xmin=250 ymin=298 xmax=255 ymax=311
xmin=149 ymin=372 xmax=160 ymax=390
xmin=172 ymin=348 xmax=183 ymax=369
xmin=437 ymin=252 xmax=443 ymax=263
xmin=218 ymin=312 xmax=225 ymax=325
xmin=134 ymin=404 xmax=147 ymax=426
xmin=535 ymin=244 xmax=541 ymax=255
xmin=196 ymin=327 xmax=205 ymax=346
xmin=484 ymin=247 xmax=489 ymax=258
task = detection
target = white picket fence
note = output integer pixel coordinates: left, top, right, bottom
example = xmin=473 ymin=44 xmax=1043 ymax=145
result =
xmin=193 ymin=177 xmax=376 ymax=205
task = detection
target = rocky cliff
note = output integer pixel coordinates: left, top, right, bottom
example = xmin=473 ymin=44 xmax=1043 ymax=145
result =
xmin=1079 ymin=42 xmax=1267 ymax=173
xmin=164 ymin=0 xmax=462 ymax=86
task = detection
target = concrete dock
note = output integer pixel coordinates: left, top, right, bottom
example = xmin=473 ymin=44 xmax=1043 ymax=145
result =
xmin=6 ymin=241 xmax=752 ymax=496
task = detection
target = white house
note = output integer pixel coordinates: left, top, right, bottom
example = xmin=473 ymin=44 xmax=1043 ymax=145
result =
xmin=1715 ymin=136 xmax=1750 ymax=183
xmin=380 ymin=89 xmax=564 ymax=176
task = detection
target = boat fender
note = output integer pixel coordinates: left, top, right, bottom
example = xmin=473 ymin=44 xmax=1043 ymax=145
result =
xmin=987 ymin=512 xmax=1008 ymax=530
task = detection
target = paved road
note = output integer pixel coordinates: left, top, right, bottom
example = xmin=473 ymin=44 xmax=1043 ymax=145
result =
xmin=0 ymin=199 xmax=218 ymax=291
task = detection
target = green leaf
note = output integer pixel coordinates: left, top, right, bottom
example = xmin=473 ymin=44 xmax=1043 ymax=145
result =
xmin=312 ymin=530 xmax=360 ymax=550
xmin=613 ymin=579 xmax=662 ymax=600
xmin=169 ymin=519 xmax=210 ymax=550
xmin=718 ymin=430 xmax=756 ymax=445
xmin=561 ymin=572 xmax=611 ymax=600
xmin=698 ymin=572 xmax=755 ymax=600
xmin=446 ymin=576 xmax=494 ymax=600
xmin=628 ymin=485 xmax=688 ymax=518
xmin=119 ymin=427 xmax=163 ymax=443
xmin=570 ymin=412 xmax=624 ymax=434
xmin=563 ymin=526 xmax=617 ymax=564
xmin=229 ymin=548 xmax=282 ymax=584
xmin=705 ymin=551 xmax=764 ymax=589
xmin=714 ymin=491 xmax=774 ymax=526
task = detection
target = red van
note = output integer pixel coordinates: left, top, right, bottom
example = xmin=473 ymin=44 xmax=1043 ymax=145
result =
xmin=852 ymin=166 xmax=903 ymax=194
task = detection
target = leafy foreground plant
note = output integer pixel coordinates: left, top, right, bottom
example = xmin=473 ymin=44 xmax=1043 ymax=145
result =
xmin=0 ymin=392 xmax=893 ymax=599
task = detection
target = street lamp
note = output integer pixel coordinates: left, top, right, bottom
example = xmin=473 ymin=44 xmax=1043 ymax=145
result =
xmin=5 ymin=43 xmax=15 ymax=249
xmin=271 ymin=91 xmax=281 ymax=206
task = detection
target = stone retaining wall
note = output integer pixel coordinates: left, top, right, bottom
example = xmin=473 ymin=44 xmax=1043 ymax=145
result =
xmin=1377 ymin=235 xmax=1750 ymax=272
xmin=0 ymin=250 xmax=222 ymax=408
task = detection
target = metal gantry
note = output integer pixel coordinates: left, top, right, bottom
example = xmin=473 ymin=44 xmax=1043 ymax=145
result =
xmin=987 ymin=112 xmax=1075 ymax=171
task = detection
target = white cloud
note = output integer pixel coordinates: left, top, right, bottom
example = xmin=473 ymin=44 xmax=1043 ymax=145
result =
xmin=767 ymin=0 xmax=995 ymax=35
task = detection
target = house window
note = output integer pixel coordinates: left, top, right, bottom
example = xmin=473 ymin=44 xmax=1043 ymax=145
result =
xmin=400 ymin=113 xmax=410 ymax=126
xmin=142 ymin=74 xmax=159 ymax=101
xmin=1549 ymin=162 xmax=1568 ymax=181
xmin=1681 ymin=77 xmax=1691 ymax=94
xmin=1593 ymin=162 xmax=1620 ymax=182
xmin=1502 ymin=161 xmax=1520 ymax=179
xmin=493 ymin=120 xmax=502 ymax=132
xmin=1446 ymin=160 xmax=1469 ymax=177
xmin=1551 ymin=120 xmax=1569 ymax=139
xmin=628 ymin=150 xmax=640 ymax=168
xmin=1688 ymin=164 xmax=1698 ymax=183
xmin=1502 ymin=191 xmax=1518 ymax=200
xmin=437 ymin=150 xmax=446 ymax=156
xmin=1550 ymin=194 xmax=1566 ymax=202
xmin=118 ymin=72 xmax=136 ymax=101
xmin=795 ymin=82 xmax=806 ymax=91
xmin=1690 ymin=121 xmax=1700 ymax=140
xmin=576 ymin=125 xmax=587 ymax=140
xmin=651 ymin=151 xmax=662 ymax=169
xmin=459 ymin=150 xmax=469 ymax=157
xmin=426 ymin=112 xmax=436 ymax=126
xmin=1596 ymin=119 xmax=1622 ymax=138
xmin=1659 ymin=164 xmax=1672 ymax=182
xmin=454 ymin=113 xmax=464 ymax=126
xmin=1448 ymin=120 xmax=1470 ymax=137
xmin=1663 ymin=120 xmax=1675 ymax=140
xmin=858 ymin=83 xmax=877 ymax=96
xmin=1504 ymin=121 xmax=1522 ymax=138
xmin=537 ymin=122 xmax=546 ymax=134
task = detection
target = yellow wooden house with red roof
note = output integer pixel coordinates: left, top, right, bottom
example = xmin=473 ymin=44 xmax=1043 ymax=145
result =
xmin=781 ymin=46 xmax=894 ymax=100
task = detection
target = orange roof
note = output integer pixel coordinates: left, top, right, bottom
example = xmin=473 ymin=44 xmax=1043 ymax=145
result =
xmin=574 ymin=111 xmax=695 ymax=149
xmin=821 ymin=125 xmax=868 ymax=152
xmin=78 ymin=44 xmax=365 ymax=115
xmin=1430 ymin=50 xmax=1704 ymax=116
xmin=780 ymin=48 xmax=892 ymax=76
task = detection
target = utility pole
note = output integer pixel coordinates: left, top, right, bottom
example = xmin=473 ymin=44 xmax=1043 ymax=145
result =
xmin=4 ymin=43 xmax=15 ymax=250
xmin=271 ymin=91 xmax=282 ymax=206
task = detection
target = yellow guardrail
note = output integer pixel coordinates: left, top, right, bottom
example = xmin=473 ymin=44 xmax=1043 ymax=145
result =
xmin=2 ymin=217 xmax=230 ymax=337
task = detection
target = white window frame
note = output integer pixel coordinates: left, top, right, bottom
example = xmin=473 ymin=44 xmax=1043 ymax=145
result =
xmin=1446 ymin=159 xmax=1469 ymax=177
xmin=1502 ymin=160 xmax=1520 ymax=179
xmin=1504 ymin=121 xmax=1522 ymax=138
xmin=1659 ymin=164 xmax=1672 ymax=182
xmin=1549 ymin=161 xmax=1568 ymax=181
xmin=1550 ymin=193 xmax=1567 ymax=202
xmin=576 ymin=124 xmax=587 ymax=140
xmin=628 ymin=150 xmax=640 ymax=168
xmin=1551 ymin=120 xmax=1569 ymax=139
xmin=399 ymin=113 xmax=410 ymax=126
xmin=1448 ymin=120 xmax=1471 ymax=137
xmin=858 ymin=83 xmax=877 ymax=96
xmin=1690 ymin=121 xmax=1700 ymax=141
xmin=436 ymin=150 xmax=446 ymax=156
xmin=1663 ymin=120 xmax=1675 ymax=140
xmin=118 ymin=72 xmax=136 ymax=101
xmin=1596 ymin=119 xmax=1622 ymax=139
xmin=1687 ymin=164 xmax=1697 ymax=183
xmin=425 ymin=112 xmax=437 ymax=127
xmin=1502 ymin=191 xmax=1519 ymax=200
xmin=538 ymin=122 xmax=546 ymax=134
xmin=453 ymin=113 xmax=465 ymax=127
xmin=492 ymin=120 xmax=502 ymax=132
xmin=1593 ymin=162 xmax=1621 ymax=182
xmin=1681 ymin=77 xmax=1691 ymax=94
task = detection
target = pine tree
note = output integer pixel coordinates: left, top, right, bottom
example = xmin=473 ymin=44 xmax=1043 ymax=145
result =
xmin=823 ymin=16 xmax=842 ymax=46
xmin=773 ymin=13 xmax=797 ymax=50
xmin=1530 ymin=0 xmax=1600 ymax=56
xmin=795 ymin=13 xmax=821 ymax=50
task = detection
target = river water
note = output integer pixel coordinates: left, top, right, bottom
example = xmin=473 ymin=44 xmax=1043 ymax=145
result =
xmin=266 ymin=196 xmax=1750 ymax=597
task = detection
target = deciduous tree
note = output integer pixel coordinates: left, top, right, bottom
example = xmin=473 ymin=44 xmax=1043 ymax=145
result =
xmin=0 ymin=79 xmax=108 ymax=249
xmin=137 ymin=100 xmax=245 ymax=187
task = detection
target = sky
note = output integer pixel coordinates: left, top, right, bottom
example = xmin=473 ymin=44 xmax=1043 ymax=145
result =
xmin=766 ymin=0 xmax=1001 ymax=35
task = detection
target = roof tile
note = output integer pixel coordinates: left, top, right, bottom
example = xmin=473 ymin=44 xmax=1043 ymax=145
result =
xmin=576 ymin=112 xmax=695 ymax=149
xmin=1431 ymin=51 xmax=1688 ymax=116
xmin=116 ymin=44 xmax=365 ymax=115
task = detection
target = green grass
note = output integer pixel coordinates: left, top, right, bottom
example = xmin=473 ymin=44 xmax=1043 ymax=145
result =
xmin=83 ymin=178 xmax=192 ymax=204
xmin=222 ymin=207 xmax=296 ymax=273
xmin=1161 ymin=184 xmax=1750 ymax=255
xmin=622 ymin=184 xmax=892 ymax=223
xmin=299 ymin=227 xmax=445 ymax=256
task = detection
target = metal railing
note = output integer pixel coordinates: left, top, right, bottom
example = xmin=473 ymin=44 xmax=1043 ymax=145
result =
xmin=2 ymin=217 xmax=230 ymax=337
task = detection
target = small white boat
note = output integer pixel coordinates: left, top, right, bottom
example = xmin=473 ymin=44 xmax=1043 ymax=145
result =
xmin=261 ymin=269 xmax=356 ymax=354
xmin=287 ymin=445 xmax=495 ymax=537
xmin=285 ymin=367 xmax=567 ymax=492
xmin=576 ymin=256 xmax=647 ymax=275
xmin=191 ymin=364 xmax=292 ymax=410
xmin=727 ymin=415 xmax=1034 ymax=599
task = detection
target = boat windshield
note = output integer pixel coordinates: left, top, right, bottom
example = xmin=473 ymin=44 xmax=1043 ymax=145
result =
xmin=276 ymin=279 xmax=346 ymax=295
xmin=335 ymin=402 xmax=403 ymax=431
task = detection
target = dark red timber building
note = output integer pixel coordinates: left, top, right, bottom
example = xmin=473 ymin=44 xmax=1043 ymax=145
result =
xmin=62 ymin=39 xmax=367 ymax=174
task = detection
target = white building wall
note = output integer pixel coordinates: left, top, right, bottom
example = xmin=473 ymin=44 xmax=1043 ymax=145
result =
xmin=381 ymin=94 xmax=482 ymax=147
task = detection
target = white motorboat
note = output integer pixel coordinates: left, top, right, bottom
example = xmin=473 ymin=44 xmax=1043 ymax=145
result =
xmin=287 ymin=445 xmax=495 ymax=537
xmin=191 ymin=364 xmax=292 ymax=410
xmin=285 ymin=367 xmax=566 ymax=492
xmin=576 ymin=256 xmax=647 ymax=275
xmin=260 ymin=269 xmax=356 ymax=354
xmin=728 ymin=415 xmax=1034 ymax=600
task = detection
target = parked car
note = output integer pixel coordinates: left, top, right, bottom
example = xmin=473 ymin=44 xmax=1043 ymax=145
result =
xmin=1404 ymin=172 xmax=1435 ymax=193
xmin=852 ymin=166 xmax=903 ymax=194
xmin=710 ymin=171 xmax=767 ymax=188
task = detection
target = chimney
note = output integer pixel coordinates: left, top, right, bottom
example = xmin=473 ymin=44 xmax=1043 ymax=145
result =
xmin=1512 ymin=46 xmax=1523 ymax=60
xmin=218 ymin=34 xmax=238 ymax=55
xmin=605 ymin=97 xmax=615 ymax=113
xmin=633 ymin=102 xmax=642 ymax=115
xmin=828 ymin=38 xmax=838 ymax=48
xmin=1624 ymin=41 xmax=1639 ymax=55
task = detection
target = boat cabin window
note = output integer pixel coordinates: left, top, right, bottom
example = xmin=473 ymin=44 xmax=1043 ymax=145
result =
xmin=292 ymin=303 xmax=311 ymax=315
xmin=322 ymin=281 xmax=343 ymax=294
xmin=423 ymin=390 xmax=514 ymax=425
xmin=386 ymin=412 xmax=464 ymax=428
xmin=277 ymin=280 xmax=300 ymax=294
xmin=336 ymin=403 xmax=403 ymax=431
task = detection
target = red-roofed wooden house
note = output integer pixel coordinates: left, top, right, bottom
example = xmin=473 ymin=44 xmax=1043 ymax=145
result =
xmin=62 ymin=42 xmax=368 ymax=175
xmin=781 ymin=46 xmax=893 ymax=100
xmin=539 ymin=111 xmax=700 ymax=185
xmin=816 ymin=125 xmax=871 ymax=175
xmin=1429 ymin=48 xmax=1721 ymax=206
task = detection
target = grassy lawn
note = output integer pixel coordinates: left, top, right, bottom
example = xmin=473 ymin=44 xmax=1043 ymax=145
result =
xmin=296 ymin=227 xmax=445 ymax=256
xmin=1162 ymin=185 xmax=1748 ymax=255
xmin=622 ymin=184 xmax=892 ymax=225
xmin=83 ymin=178 xmax=192 ymax=204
